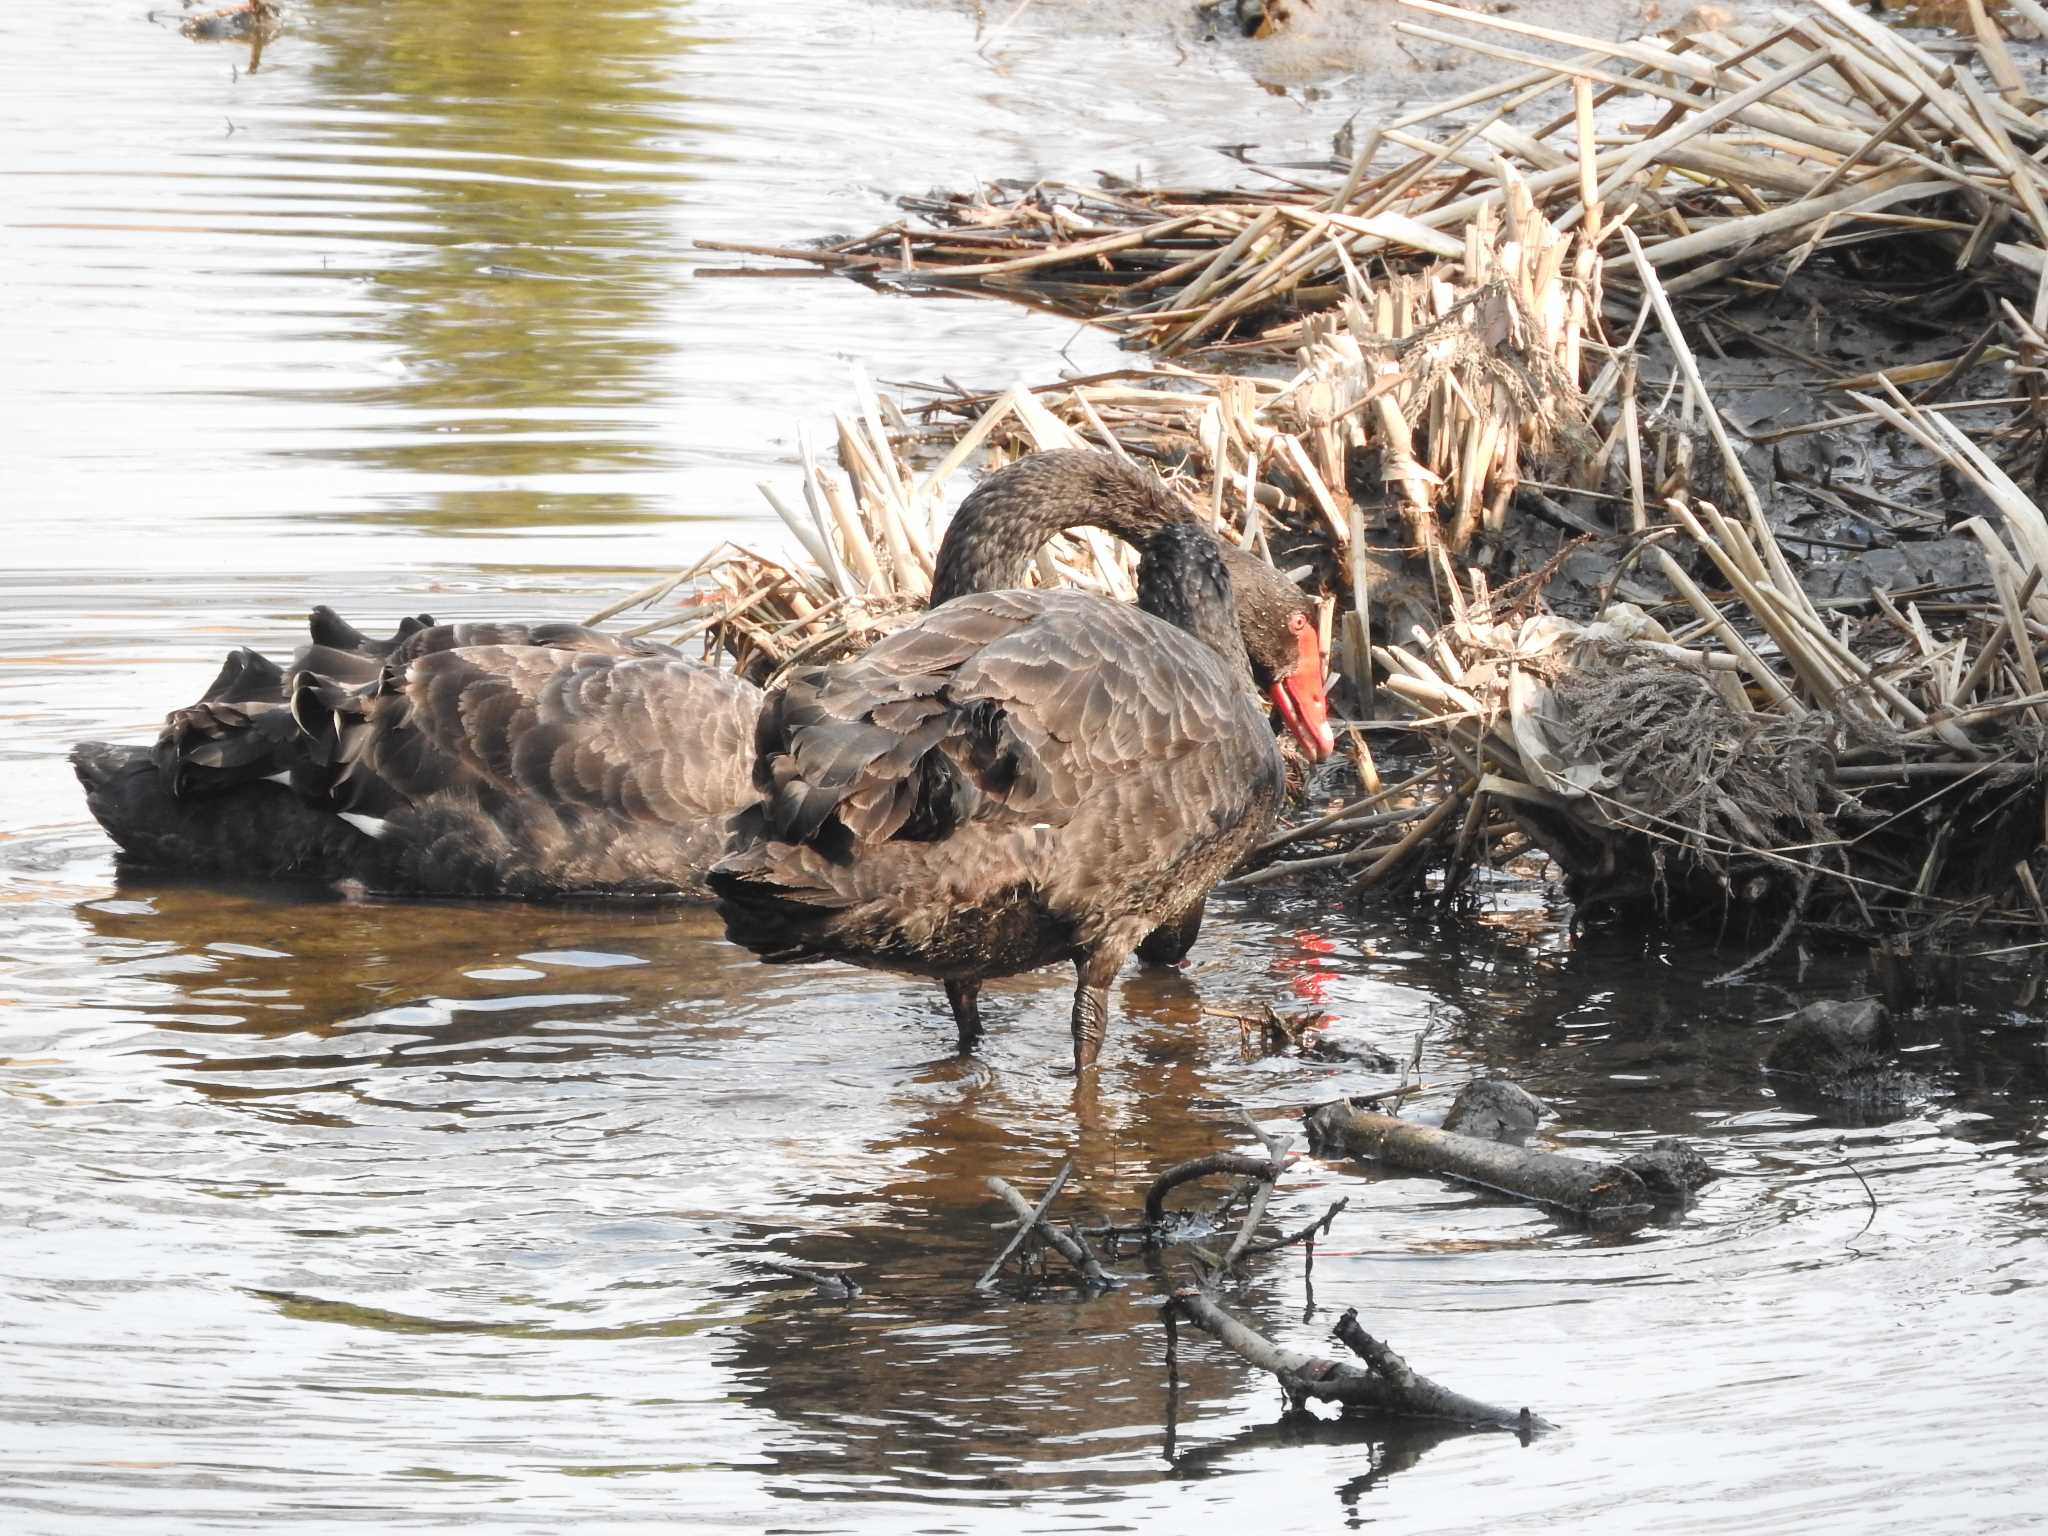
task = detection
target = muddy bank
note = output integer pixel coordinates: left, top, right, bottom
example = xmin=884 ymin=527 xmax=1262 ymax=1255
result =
xmin=912 ymin=0 xmax=1740 ymax=87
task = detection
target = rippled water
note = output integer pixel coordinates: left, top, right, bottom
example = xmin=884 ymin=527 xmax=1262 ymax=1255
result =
xmin=4 ymin=2 xmax=2047 ymax=1531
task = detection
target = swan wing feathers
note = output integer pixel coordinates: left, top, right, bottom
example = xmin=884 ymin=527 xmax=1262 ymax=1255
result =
xmin=380 ymin=620 xmax=676 ymax=668
xmin=305 ymin=606 xmax=671 ymax=666
xmin=751 ymin=591 xmax=1266 ymax=853
xmin=151 ymin=646 xmax=298 ymax=795
xmin=293 ymin=644 xmax=761 ymax=824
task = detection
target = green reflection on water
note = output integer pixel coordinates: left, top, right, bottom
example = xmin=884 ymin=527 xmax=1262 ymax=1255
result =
xmin=293 ymin=0 xmax=720 ymax=523
xmin=306 ymin=489 xmax=690 ymax=532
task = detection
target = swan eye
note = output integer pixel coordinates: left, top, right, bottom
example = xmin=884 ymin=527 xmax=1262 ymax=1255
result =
xmin=1288 ymin=612 xmax=1309 ymax=633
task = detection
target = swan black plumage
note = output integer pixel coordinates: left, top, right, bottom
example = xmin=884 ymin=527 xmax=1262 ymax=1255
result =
xmin=72 ymin=609 xmax=760 ymax=896
xmin=707 ymin=520 xmax=1334 ymax=1073
xmin=72 ymin=450 xmax=1330 ymax=918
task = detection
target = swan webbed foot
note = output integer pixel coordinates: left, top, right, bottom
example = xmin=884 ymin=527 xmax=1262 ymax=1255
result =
xmin=944 ymin=977 xmax=983 ymax=1054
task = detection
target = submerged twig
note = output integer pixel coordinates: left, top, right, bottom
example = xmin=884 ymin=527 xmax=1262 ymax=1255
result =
xmin=977 ymin=1161 xmax=1073 ymax=1290
xmin=1143 ymin=1153 xmax=1285 ymax=1227
xmin=1239 ymin=1196 xmax=1351 ymax=1261
xmin=986 ymin=1175 xmax=1121 ymax=1292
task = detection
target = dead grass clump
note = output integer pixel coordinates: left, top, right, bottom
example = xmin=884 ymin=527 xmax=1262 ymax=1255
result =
xmin=1555 ymin=646 xmax=1836 ymax=875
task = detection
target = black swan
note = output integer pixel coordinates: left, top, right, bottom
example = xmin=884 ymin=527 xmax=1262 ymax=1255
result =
xmin=73 ymin=450 xmax=1329 ymax=909
xmin=71 ymin=609 xmax=761 ymax=896
xmin=707 ymin=519 xmax=1334 ymax=1073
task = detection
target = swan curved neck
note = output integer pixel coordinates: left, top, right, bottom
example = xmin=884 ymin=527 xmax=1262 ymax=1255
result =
xmin=1135 ymin=523 xmax=1251 ymax=681
xmin=929 ymin=450 xmax=1188 ymax=606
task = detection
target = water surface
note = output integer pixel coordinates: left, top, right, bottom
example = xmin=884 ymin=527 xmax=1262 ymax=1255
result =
xmin=3 ymin=3 xmax=2045 ymax=1531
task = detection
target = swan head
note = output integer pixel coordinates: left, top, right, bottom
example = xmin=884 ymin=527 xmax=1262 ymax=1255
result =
xmin=1138 ymin=526 xmax=1335 ymax=762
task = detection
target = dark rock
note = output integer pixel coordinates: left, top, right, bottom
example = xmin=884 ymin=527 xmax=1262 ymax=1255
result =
xmin=1621 ymin=1138 xmax=1717 ymax=1201
xmin=1765 ymin=998 xmax=1893 ymax=1078
xmin=1441 ymin=1077 xmax=1546 ymax=1146
xmin=1764 ymin=998 xmax=1932 ymax=1112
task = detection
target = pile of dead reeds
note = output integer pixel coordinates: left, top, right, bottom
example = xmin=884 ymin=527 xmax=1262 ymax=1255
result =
xmin=619 ymin=0 xmax=2048 ymax=947
xmin=706 ymin=0 xmax=2048 ymax=350
xmin=688 ymin=0 xmax=2048 ymax=658
xmin=586 ymin=366 xmax=1158 ymax=684
xmin=640 ymin=185 xmax=1597 ymax=694
xmin=1246 ymin=250 xmax=2048 ymax=952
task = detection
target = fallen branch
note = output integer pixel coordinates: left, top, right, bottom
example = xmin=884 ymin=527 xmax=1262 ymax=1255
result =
xmin=1304 ymin=1100 xmax=1656 ymax=1220
xmin=753 ymin=1259 xmax=862 ymax=1299
xmin=1331 ymin=1307 xmax=1543 ymax=1431
xmin=1166 ymin=1288 xmax=1546 ymax=1431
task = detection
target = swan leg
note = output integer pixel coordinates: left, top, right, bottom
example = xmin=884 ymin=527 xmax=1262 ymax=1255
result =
xmin=1069 ymin=950 xmax=1123 ymax=1072
xmin=1135 ymin=898 xmax=1206 ymax=967
xmin=944 ymin=978 xmax=983 ymax=1053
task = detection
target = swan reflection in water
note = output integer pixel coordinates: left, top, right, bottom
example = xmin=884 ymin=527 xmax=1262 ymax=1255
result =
xmin=61 ymin=867 xmax=1460 ymax=1517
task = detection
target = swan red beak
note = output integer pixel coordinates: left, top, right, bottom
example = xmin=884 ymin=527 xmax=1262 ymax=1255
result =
xmin=1272 ymin=614 xmax=1336 ymax=761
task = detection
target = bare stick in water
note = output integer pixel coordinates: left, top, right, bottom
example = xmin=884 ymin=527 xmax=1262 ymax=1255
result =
xmin=1166 ymin=1288 xmax=1546 ymax=1430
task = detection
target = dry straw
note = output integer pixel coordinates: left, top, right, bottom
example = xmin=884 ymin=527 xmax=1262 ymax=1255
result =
xmin=644 ymin=0 xmax=2048 ymax=947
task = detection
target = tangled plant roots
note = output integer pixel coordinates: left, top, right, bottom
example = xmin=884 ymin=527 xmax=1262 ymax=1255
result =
xmin=1554 ymin=648 xmax=1838 ymax=903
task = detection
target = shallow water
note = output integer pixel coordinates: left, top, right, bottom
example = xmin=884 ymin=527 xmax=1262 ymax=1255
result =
xmin=4 ymin=2 xmax=2047 ymax=1532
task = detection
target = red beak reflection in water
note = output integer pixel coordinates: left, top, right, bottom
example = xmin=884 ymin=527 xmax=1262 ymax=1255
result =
xmin=1271 ymin=611 xmax=1336 ymax=760
xmin=1276 ymin=928 xmax=1340 ymax=1007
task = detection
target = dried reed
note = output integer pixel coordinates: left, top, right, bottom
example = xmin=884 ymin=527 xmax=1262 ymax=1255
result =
xmin=639 ymin=0 xmax=2048 ymax=946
